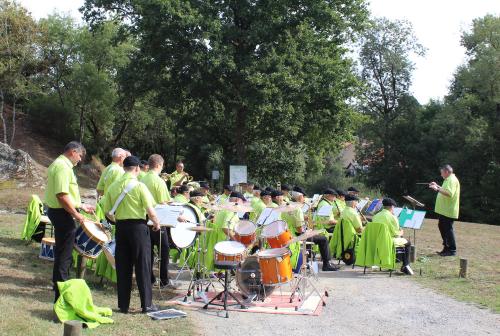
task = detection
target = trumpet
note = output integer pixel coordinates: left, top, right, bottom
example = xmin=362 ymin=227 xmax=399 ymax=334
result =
xmin=160 ymin=173 xmax=171 ymax=181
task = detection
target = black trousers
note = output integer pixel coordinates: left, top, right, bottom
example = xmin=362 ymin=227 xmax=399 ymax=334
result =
xmin=438 ymin=214 xmax=456 ymax=252
xmin=47 ymin=208 xmax=76 ymax=302
xmin=396 ymin=241 xmax=411 ymax=267
xmin=150 ymin=228 xmax=170 ymax=284
xmin=115 ymin=220 xmax=152 ymax=311
xmin=307 ymin=235 xmax=331 ymax=263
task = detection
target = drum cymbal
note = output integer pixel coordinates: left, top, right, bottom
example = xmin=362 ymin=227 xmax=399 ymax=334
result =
xmin=289 ymin=229 xmax=323 ymax=244
xmin=188 ymin=226 xmax=213 ymax=232
xmin=219 ymin=203 xmax=254 ymax=213
xmin=273 ymin=202 xmax=303 ymax=213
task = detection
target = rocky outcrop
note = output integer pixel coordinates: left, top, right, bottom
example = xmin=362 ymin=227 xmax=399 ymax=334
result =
xmin=0 ymin=142 xmax=44 ymax=188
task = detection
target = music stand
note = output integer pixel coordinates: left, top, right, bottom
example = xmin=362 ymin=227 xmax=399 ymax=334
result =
xmin=401 ymin=195 xmax=426 ymax=259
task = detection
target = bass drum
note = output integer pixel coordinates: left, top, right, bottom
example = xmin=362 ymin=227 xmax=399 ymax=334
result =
xmin=236 ymin=256 xmax=275 ymax=300
xmin=169 ymin=203 xmax=200 ymax=249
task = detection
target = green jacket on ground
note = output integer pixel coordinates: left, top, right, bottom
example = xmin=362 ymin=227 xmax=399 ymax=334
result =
xmin=55 ymin=279 xmax=113 ymax=329
xmin=355 ymin=221 xmax=395 ymax=270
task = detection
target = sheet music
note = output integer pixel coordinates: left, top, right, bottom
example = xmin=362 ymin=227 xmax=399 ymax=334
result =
xmin=399 ymin=208 xmax=426 ymax=229
xmin=316 ymin=205 xmax=333 ymax=217
xmin=366 ymin=199 xmax=382 ymax=214
xmin=356 ymin=199 xmax=368 ymax=211
xmin=393 ymin=207 xmax=404 ymax=217
xmin=256 ymin=207 xmax=280 ymax=226
xmin=301 ymin=203 xmax=310 ymax=213
xmin=149 ymin=206 xmax=182 ymax=226
xmin=237 ymin=212 xmax=246 ymax=219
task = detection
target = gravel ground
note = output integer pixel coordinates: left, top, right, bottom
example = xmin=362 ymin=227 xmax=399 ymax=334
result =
xmin=175 ymin=268 xmax=500 ymax=336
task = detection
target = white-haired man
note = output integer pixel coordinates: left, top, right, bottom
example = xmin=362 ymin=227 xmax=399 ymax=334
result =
xmin=97 ymin=148 xmax=130 ymax=196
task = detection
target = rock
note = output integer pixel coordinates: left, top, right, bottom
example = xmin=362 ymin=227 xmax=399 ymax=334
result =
xmin=0 ymin=142 xmax=44 ymax=188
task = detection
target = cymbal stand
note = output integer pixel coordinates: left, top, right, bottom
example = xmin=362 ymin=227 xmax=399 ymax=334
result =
xmin=183 ymin=218 xmax=216 ymax=303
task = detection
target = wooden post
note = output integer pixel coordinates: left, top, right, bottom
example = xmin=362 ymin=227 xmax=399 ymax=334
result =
xmin=410 ymin=245 xmax=416 ymax=263
xmin=459 ymin=258 xmax=468 ymax=278
xmin=63 ymin=320 xmax=82 ymax=336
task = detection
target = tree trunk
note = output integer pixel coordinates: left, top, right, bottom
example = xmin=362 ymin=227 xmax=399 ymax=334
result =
xmin=9 ymin=100 xmax=16 ymax=145
xmin=78 ymin=106 xmax=85 ymax=144
xmin=0 ymin=90 xmax=6 ymax=144
xmin=234 ymin=105 xmax=247 ymax=164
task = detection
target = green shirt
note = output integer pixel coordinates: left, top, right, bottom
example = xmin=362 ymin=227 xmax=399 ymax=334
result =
xmin=173 ymin=194 xmax=189 ymax=204
xmin=101 ymin=173 xmax=155 ymax=220
xmin=214 ymin=210 xmax=239 ymax=231
xmin=282 ymin=208 xmax=303 ymax=236
xmin=96 ymin=162 xmax=124 ymax=195
xmin=140 ymin=171 xmax=171 ymax=204
xmin=314 ymin=199 xmax=335 ymax=229
xmin=372 ymin=209 xmax=399 ymax=237
xmin=168 ymin=171 xmax=185 ymax=189
xmin=340 ymin=206 xmax=362 ymax=231
xmin=218 ymin=193 xmax=230 ymax=204
xmin=250 ymin=198 xmax=266 ymax=222
xmin=45 ymin=155 xmax=81 ymax=209
xmin=138 ymin=171 xmax=147 ymax=180
xmin=435 ymin=174 xmax=460 ymax=219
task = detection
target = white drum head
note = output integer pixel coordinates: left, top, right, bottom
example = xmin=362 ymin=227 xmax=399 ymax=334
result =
xmin=258 ymin=247 xmax=289 ymax=258
xmin=262 ymin=220 xmax=287 ymax=238
xmin=214 ymin=241 xmax=246 ymax=255
xmin=235 ymin=220 xmax=256 ymax=235
xmin=170 ymin=204 xmax=199 ymax=248
xmin=83 ymin=220 xmax=108 ymax=243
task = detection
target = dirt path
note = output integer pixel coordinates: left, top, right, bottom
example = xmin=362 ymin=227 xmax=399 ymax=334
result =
xmin=182 ymin=268 xmax=499 ymax=336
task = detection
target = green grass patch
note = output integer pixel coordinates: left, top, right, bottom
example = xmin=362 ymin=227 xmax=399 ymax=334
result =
xmin=0 ymin=213 xmax=196 ymax=336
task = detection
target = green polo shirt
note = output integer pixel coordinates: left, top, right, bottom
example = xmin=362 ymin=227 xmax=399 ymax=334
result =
xmin=96 ymin=162 xmax=124 ymax=195
xmin=101 ymin=173 xmax=155 ymax=220
xmin=45 ymin=155 xmax=81 ymax=209
xmin=314 ymin=199 xmax=334 ymax=229
xmin=138 ymin=171 xmax=147 ymax=180
xmin=332 ymin=200 xmax=344 ymax=220
xmin=340 ymin=206 xmax=362 ymax=231
xmin=140 ymin=171 xmax=171 ymax=204
xmin=435 ymin=174 xmax=460 ymax=219
xmin=250 ymin=197 xmax=266 ymax=222
xmin=214 ymin=210 xmax=239 ymax=231
xmin=173 ymin=194 xmax=189 ymax=204
xmin=218 ymin=193 xmax=230 ymax=204
xmin=282 ymin=207 xmax=303 ymax=236
xmin=372 ymin=209 xmax=399 ymax=237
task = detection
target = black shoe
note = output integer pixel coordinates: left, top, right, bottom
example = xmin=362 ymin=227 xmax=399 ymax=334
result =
xmin=322 ymin=263 xmax=339 ymax=272
xmin=439 ymin=250 xmax=456 ymax=257
xmin=436 ymin=247 xmax=449 ymax=254
xmin=142 ymin=304 xmax=159 ymax=313
xmin=119 ymin=307 xmax=128 ymax=314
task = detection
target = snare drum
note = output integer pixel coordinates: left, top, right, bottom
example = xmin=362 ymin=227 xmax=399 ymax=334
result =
xmin=234 ymin=220 xmax=257 ymax=246
xmin=39 ymin=237 xmax=55 ymax=261
xmin=258 ymin=248 xmax=293 ymax=285
xmin=261 ymin=220 xmax=292 ymax=248
xmin=103 ymin=240 xmax=116 ymax=269
xmin=74 ymin=220 xmax=109 ymax=259
xmin=214 ymin=241 xmax=246 ymax=264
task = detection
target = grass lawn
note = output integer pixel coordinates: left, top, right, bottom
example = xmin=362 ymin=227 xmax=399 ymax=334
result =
xmin=0 ymin=213 xmax=196 ymax=336
xmin=411 ymin=218 xmax=500 ymax=313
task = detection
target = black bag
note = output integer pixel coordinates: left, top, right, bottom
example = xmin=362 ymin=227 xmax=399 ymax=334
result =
xmin=340 ymin=219 xmax=356 ymax=265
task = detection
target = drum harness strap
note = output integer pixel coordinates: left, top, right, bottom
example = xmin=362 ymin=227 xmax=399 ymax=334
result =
xmin=107 ymin=180 xmax=139 ymax=220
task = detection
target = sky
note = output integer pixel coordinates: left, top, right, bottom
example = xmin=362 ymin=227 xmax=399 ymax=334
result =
xmin=18 ymin=0 xmax=500 ymax=104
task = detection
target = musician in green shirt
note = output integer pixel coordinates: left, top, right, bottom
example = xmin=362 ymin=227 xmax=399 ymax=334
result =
xmin=314 ymin=188 xmax=338 ymax=232
xmin=173 ymin=185 xmax=190 ymax=204
xmin=101 ymin=156 xmax=160 ymax=314
xmin=138 ymin=160 xmax=149 ymax=180
xmin=96 ymin=148 xmax=128 ymax=196
xmin=429 ymin=164 xmax=460 ymax=256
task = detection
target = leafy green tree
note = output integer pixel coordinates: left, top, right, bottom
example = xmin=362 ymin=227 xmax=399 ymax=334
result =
xmin=82 ymin=0 xmax=369 ymax=182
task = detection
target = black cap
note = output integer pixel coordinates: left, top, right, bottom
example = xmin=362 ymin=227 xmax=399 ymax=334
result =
xmin=336 ymin=189 xmax=347 ymax=197
xmin=247 ymin=181 xmax=255 ymax=186
xmin=179 ymin=185 xmax=190 ymax=194
xmin=253 ymin=185 xmax=261 ymax=191
xmin=199 ymin=182 xmax=209 ymax=189
xmin=264 ymin=186 xmax=273 ymax=192
xmin=261 ymin=190 xmax=272 ymax=197
xmin=271 ymin=190 xmax=284 ymax=198
xmin=223 ymin=185 xmax=233 ymax=192
xmin=229 ymin=192 xmax=246 ymax=201
xmin=123 ymin=156 xmax=141 ymax=167
xmin=281 ymin=184 xmax=291 ymax=191
xmin=190 ymin=190 xmax=204 ymax=198
xmin=382 ymin=198 xmax=397 ymax=207
xmin=348 ymin=186 xmax=359 ymax=192
xmin=323 ymin=188 xmax=338 ymax=196
xmin=292 ymin=186 xmax=306 ymax=195
xmin=345 ymin=194 xmax=359 ymax=202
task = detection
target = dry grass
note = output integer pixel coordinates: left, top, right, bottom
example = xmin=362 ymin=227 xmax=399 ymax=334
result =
xmin=0 ymin=213 xmax=196 ymax=336
xmin=411 ymin=218 xmax=500 ymax=312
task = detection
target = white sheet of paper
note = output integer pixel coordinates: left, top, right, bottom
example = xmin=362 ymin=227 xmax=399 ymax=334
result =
xmin=257 ymin=207 xmax=280 ymax=225
xmin=356 ymin=199 xmax=368 ymax=211
xmin=393 ymin=207 xmax=403 ymax=217
xmin=316 ymin=205 xmax=333 ymax=217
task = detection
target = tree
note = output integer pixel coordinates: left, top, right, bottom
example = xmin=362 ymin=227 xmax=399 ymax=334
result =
xmin=357 ymin=17 xmax=425 ymax=191
xmin=81 ymin=0 xmax=369 ymax=182
xmin=0 ymin=0 xmax=40 ymax=145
